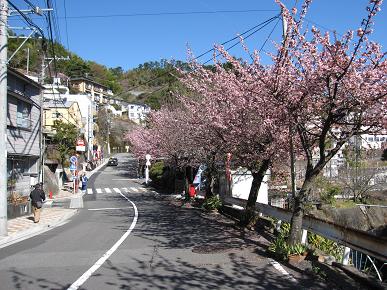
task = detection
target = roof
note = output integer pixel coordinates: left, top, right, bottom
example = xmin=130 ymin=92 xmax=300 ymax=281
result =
xmin=70 ymin=76 xmax=108 ymax=89
xmin=44 ymin=100 xmax=75 ymax=109
xmin=8 ymin=67 xmax=44 ymax=89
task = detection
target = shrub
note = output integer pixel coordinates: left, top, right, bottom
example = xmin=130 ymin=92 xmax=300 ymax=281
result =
xmin=149 ymin=161 xmax=164 ymax=187
xmin=308 ymin=233 xmax=344 ymax=261
xmin=202 ymin=195 xmax=222 ymax=211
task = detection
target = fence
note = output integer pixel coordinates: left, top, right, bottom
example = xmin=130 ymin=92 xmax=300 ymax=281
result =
xmin=221 ymin=195 xmax=387 ymax=262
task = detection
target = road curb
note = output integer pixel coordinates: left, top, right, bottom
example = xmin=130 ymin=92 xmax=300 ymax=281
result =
xmin=0 ymin=209 xmax=78 ymax=249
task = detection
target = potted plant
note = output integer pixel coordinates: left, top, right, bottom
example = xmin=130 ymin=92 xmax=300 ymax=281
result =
xmin=287 ymin=243 xmax=308 ymax=263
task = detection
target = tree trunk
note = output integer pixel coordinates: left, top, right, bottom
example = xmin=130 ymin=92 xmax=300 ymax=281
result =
xmin=240 ymin=159 xmax=270 ymax=227
xmin=288 ymin=178 xmax=313 ymax=245
xmin=205 ymin=173 xmax=214 ymax=198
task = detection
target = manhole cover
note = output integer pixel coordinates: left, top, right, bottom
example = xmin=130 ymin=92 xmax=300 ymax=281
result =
xmin=192 ymin=244 xmax=232 ymax=254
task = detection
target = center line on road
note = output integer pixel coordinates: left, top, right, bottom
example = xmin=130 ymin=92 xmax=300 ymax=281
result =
xmin=96 ymin=188 xmax=102 ymax=194
xmin=105 ymin=188 xmax=112 ymax=193
xmin=113 ymin=188 xmax=120 ymax=193
xmin=68 ymin=188 xmax=138 ymax=290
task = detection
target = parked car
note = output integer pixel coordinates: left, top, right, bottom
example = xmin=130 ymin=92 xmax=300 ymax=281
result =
xmin=107 ymin=157 xmax=118 ymax=166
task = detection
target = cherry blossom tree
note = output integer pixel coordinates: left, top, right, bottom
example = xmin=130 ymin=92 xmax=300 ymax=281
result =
xmin=277 ymin=0 xmax=387 ymax=244
xmin=178 ymin=47 xmax=290 ymax=226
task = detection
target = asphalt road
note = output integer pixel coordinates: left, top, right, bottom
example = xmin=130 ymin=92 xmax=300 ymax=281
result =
xmin=0 ymin=153 xmax=332 ymax=290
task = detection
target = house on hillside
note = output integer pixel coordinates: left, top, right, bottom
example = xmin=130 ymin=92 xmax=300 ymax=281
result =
xmin=7 ymin=68 xmax=42 ymax=215
xmin=69 ymin=77 xmax=113 ymax=106
xmin=127 ymin=103 xmax=151 ymax=124
xmin=43 ymin=100 xmax=83 ymax=135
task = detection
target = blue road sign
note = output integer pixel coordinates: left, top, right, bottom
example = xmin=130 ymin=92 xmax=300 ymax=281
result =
xmin=70 ymin=155 xmax=77 ymax=164
xmin=70 ymin=164 xmax=77 ymax=171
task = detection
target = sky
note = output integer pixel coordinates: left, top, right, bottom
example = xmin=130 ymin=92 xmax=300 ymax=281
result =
xmin=9 ymin=0 xmax=387 ymax=71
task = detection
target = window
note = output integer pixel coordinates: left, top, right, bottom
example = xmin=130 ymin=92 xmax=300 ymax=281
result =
xmin=368 ymin=137 xmax=374 ymax=142
xmin=130 ymin=113 xmax=135 ymax=118
xmin=52 ymin=112 xmax=63 ymax=118
xmin=16 ymin=100 xmax=31 ymax=129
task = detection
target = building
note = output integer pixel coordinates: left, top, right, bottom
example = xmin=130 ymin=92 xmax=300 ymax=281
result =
xmin=6 ymin=68 xmax=42 ymax=200
xmin=358 ymin=134 xmax=387 ymax=150
xmin=69 ymin=77 xmax=113 ymax=105
xmin=65 ymin=94 xmax=95 ymax=160
xmin=43 ymin=100 xmax=83 ymax=135
xmin=127 ymin=103 xmax=151 ymax=124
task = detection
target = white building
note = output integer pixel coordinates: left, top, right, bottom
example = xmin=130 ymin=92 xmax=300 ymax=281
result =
xmin=42 ymin=79 xmax=96 ymax=160
xmin=127 ymin=103 xmax=151 ymax=124
xmin=65 ymin=94 xmax=95 ymax=160
xmin=359 ymin=134 xmax=387 ymax=150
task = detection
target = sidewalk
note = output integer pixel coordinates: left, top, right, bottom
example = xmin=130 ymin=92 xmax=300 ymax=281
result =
xmin=0 ymin=159 xmax=108 ymax=248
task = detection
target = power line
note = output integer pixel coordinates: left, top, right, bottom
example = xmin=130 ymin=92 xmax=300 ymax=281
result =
xmin=59 ymin=9 xmax=278 ymax=19
xmin=259 ymin=17 xmax=280 ymax=53
xmin=131 ymin=15 xmax=281 ymax=103
xmin=45 ymin=0 xmax=58 ymax=77
xmin=115 ymin=14 xmax=280 ymax=98
xmin=203 ymin=15 xmax=279 ymax=64
xmin=7 ymin=0 xmax=44 ymax=37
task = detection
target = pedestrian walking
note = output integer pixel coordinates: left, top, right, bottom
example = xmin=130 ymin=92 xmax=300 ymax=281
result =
xmin=81 ymin=173 xmax=88 ymax=193
xmin=30 ymin=183 xmax=46 ymax=223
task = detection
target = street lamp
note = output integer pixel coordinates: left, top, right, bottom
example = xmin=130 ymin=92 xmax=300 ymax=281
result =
xmin=145 ymin=154 xmax=151 ymax=185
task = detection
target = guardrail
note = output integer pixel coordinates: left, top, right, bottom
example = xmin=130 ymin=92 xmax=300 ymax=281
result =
xmin=223 ymin=196 xmax=387 ymax=262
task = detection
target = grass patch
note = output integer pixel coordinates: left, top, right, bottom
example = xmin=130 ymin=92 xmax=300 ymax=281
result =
xmin=334 ymin=200 xmax=357 ymax=208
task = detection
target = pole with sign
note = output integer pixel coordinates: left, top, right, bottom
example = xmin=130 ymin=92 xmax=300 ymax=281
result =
xmin=76 ymin=139 xmax=86 ymax=152
xmin=70 ymin=155 xmax=78 ymax=194
xmin=145 ymin=154 xmax=151 ymax=185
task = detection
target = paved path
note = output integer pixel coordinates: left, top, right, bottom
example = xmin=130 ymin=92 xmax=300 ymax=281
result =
xmin=0 ymin=153 xmax=361 ymax=289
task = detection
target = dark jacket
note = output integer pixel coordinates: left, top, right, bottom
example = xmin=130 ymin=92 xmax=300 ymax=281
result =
xmin=30 ymin=187 xmax=45 ymax=207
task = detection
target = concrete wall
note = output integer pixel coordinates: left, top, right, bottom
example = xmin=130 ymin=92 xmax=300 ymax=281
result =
xmin=230 ymin=168 xmax=269 ymax=204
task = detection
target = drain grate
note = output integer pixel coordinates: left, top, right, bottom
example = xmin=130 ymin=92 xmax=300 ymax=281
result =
xmin=192 ymin=244 xmax=233 ymax=254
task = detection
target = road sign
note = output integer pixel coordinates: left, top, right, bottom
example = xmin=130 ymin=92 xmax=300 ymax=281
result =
xmin=70 ymin=163 xmax=76 ymax=171
xmin=70 ymin=155 xmax=77 ymax=164
xmin=76 ymin=139 xmax=85 ymax=146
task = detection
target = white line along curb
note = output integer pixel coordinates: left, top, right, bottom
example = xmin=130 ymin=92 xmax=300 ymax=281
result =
xmin=268 ymin=258 xmax=297 ymax=283
xmin=68 ymin=189 xmax=138 ymax=290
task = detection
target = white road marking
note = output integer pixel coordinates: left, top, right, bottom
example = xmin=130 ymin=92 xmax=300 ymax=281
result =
xmin=113 ymin=188 xmax=120 ymax=193
xmin=130 ymin=187 xmax=139 ymax=192
xmin=88 ymin=207 xmax=132 ymax=211
xmin=104 ymin=188 xmax=112 ymax=193
xmin=122 ymin=187 xmax=128 ymax=192
xmin=87 ymin=189 xmax=93 ymax=195
xmin=112 ymin=179 xmax=137 ymax=181
xmin=96 ymin=188 xmax=102 ymax=194
xmin=268 ymin=258 xmax=297 ymax=282
xmin=68 ymin=188 xmax=138 ymax=290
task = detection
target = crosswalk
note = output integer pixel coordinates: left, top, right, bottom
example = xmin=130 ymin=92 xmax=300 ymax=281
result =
xmin=86 ymin=187 xmax=146 ymax=195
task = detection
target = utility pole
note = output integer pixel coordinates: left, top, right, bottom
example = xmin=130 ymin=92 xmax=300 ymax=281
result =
xmin=26 ymin=47 xmax=30 ymax=74
xmin=0 ymin=0 xmax=8 ymax=236
xmin=107 ymin=108 xmax=111 ymax=157
xmin=39 ymin=55 xmax=45 ymax=184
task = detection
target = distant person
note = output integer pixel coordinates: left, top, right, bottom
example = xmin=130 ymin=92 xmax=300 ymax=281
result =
xmin=81 ymin=173 xmax=88 ymax=193
xmin=30 ymin=183 xmax=46 ymax=223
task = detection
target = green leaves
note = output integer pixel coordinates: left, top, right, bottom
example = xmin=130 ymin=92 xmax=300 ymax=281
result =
xmin=52 ymin=120 xmax=78 ymax=164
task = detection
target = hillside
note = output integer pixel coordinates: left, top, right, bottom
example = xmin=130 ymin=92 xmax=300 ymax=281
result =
xmin=8 ymin=37 xmax=185 ymax=109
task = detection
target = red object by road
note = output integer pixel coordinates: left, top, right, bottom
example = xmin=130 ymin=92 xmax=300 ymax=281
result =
xmin=189 ymin=184 xmax=196 ymax=198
